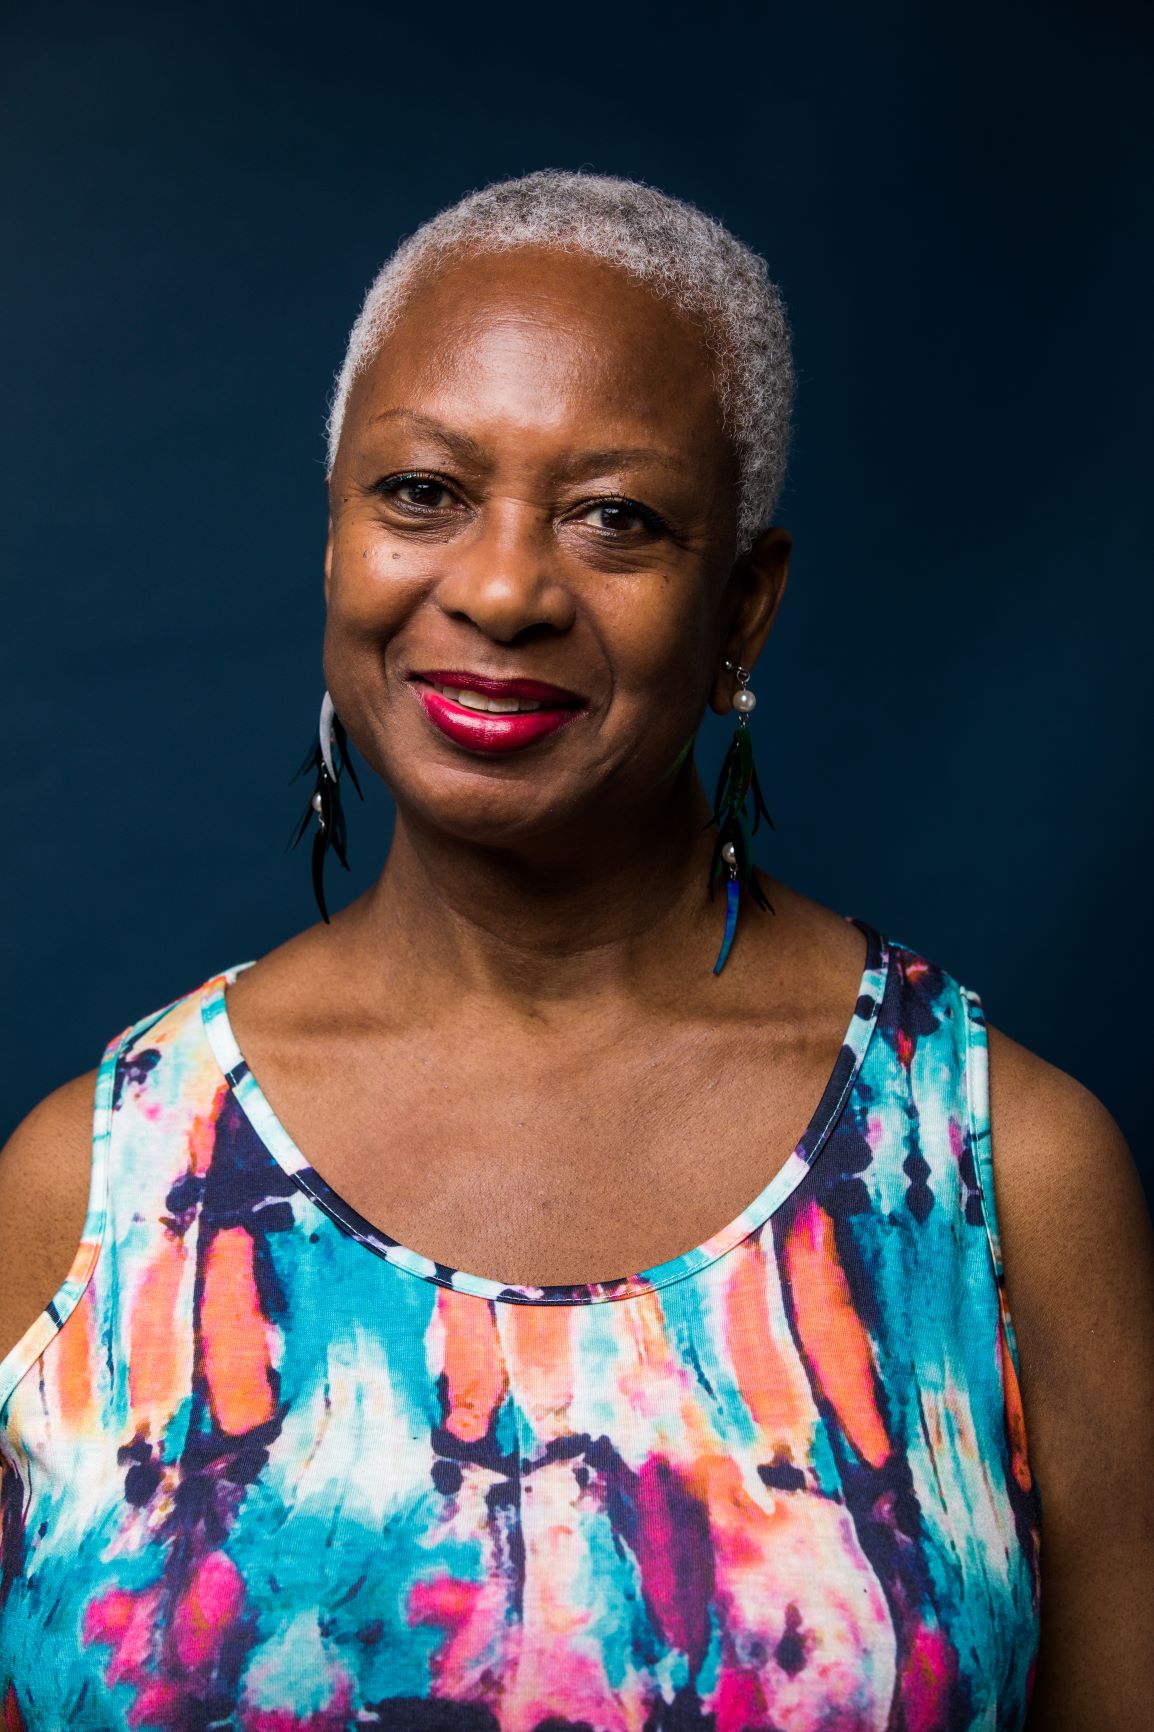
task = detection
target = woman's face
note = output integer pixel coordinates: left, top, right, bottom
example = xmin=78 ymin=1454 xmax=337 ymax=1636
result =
xmin=325 ymin=247 xmax=788 ymax=850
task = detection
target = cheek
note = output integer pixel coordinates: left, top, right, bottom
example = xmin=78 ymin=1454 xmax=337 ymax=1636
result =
xmin=594 ymin=583 xmax=718 ymax=713
xmin=325 ymin=523 xmax=428 ymax=641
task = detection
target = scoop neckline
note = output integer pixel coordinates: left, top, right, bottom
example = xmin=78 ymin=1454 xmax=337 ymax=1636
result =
xmin=199 ymin=917 xmax=889 ymax=1307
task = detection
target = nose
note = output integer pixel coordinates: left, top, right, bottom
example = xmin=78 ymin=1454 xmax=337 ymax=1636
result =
xmin=434 ymin=503 xmax=576 ymax=643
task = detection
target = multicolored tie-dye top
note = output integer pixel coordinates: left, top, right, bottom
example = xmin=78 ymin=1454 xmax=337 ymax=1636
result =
xmin=0 ymin=923 xmax=1041 ymax=1732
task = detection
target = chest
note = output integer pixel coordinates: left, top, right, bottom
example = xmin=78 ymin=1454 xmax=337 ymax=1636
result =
xmin=1 ymin=1192 xmax=1036 ymax=1732
xmin=0 ymin=979 xmax=1041 ymax=1732
xmin=234 ymin=1015 xmax=844 ymax=1288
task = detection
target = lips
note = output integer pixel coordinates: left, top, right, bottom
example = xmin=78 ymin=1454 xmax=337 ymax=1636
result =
xmin=409 ymin=669 xmax=588 ymax=755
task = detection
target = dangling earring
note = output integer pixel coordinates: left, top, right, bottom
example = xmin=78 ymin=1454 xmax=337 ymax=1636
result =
xmin=708 ymin=658 xmax=774 ymax=975
xmin=289 ymin=691 xmax=364 ymax=924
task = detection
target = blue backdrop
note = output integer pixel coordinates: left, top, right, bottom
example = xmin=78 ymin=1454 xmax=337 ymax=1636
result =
xmin=4 ymin=0 xmax=1151 ymax=1200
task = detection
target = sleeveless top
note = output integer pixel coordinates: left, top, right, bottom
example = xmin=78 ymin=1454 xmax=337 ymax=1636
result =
xmin=0 ymin=923 xmax=1041 ymax=1732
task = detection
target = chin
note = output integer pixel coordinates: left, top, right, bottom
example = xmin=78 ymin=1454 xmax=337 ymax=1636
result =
xmin=398 ymin=765 xmax=590 ymax=851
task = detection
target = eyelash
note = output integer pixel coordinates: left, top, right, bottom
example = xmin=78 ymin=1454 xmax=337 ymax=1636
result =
xmin=586 ymin=496 xmax=670 ymax=537
xmin=371 ymin=473 xmax=670 ymax=538
xmin=373 ymin=471 xmax=457 ymax=506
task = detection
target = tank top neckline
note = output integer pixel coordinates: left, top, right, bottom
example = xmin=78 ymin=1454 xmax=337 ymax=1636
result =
xmin=198 ymin=917 xmax=890 ymax=1306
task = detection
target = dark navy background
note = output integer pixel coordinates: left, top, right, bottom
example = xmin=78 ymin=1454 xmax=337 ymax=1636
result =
xmin=4 ymin=2 xmax=1151 ymax=1199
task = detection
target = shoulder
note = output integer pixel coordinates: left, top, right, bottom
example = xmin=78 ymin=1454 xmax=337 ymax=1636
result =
xmin=0 ymin=967 xmax=235 ymax=1371
xmin=983 ymin=1024 xmax=1154 ymax=1714
xmin=0 ymin=1072 xmax=101 ymax=1367
xmin=983 ymin=1024 xmax=1151 ymax=1399
xmin=984 ymin=1024 xmax=1150 ymax=1328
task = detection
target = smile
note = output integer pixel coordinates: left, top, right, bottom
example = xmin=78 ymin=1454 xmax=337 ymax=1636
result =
xmin=428 ymin=682 xmax=546 ymax=714
xmin=409 ymin=670 xmax=588 ymax=755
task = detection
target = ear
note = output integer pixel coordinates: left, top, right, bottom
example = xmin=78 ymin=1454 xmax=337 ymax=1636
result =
xmin=709 ymin=526 xmax=792 ymax=713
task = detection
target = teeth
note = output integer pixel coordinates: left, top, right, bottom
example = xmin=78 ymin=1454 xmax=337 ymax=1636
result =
xmin=434 ymin=683 xmax=544 ymax=714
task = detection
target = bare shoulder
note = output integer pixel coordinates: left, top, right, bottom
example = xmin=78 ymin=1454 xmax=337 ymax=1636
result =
xmin=0 ymin=1072 xmax=99 ymax=1367
xmin=985 ymin=1025 xmax=1153 ymax=1330
xmin=985 ymin=1023 xmax=1153 ymax=1399
xmin=986 ymin=1026 xmax=1154 ymax=1725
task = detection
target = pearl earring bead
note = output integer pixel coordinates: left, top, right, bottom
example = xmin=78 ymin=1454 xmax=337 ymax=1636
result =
xmin=311 ymin=791 xmax=324 ymax=812
xmin=733 ymin=688 xmax=757 ymax=714
xmin=721 ymin=841 xmax=738 ymax=866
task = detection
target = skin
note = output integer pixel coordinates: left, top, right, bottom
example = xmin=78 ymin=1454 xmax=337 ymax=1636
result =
xmin=2 ymin=247 xmax=1152 ymax=1726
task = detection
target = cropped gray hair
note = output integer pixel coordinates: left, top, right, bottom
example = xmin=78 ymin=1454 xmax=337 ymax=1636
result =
xmin=326 ymin=171 xmax=794 ymax=552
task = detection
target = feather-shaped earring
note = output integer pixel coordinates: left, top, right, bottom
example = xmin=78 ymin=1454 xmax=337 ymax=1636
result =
xmin=288 ymin=691 xmax=364 ymax=924
xmin=707 ymin=659 xmax=774 ymax=975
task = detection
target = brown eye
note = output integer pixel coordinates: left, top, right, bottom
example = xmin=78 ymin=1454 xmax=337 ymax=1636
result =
xmin=576 ymin=499 xmax=667 ymax=537
xmin=376 ymin=475 xmax=460 ymax=512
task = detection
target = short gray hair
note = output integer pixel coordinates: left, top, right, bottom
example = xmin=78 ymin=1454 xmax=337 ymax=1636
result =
xmin=326 ymin=171 xmax=794 ymax=551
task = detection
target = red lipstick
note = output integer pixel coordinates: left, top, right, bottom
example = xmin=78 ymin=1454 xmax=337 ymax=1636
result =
xmin=409 ymin=669 xmax=588 ymax=755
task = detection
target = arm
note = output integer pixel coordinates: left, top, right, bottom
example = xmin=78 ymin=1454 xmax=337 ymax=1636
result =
xmin=987 ymin=1027 xmax=1154 ymax=1730
xmin=0 ymin=1074 xmax=97 ymax=1368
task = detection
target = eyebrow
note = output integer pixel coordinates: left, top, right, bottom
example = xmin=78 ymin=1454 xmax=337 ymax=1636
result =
xmin=366 ymin=409 xmax=689 ymax=478
xmin=367 ymin=408 xmax=487 ymax=465
xmin=557 ymin=446 xmax=689 ymax=479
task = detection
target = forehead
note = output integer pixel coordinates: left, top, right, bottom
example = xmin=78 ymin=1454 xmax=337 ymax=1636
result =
xmin=344 ymin=247 xmax=728 ymax=457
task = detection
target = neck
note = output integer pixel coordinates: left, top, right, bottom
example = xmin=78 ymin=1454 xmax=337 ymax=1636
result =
xmin=347 ymin=761 xmax=731 ymax=1013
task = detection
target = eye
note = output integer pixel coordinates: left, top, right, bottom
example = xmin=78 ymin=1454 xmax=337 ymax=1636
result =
xmin=575 ymin=498 xmax=668 ymax=537
xmin=374 ymin=473 xmax=462 ymax=513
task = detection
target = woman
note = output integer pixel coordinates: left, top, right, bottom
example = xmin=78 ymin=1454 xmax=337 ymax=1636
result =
xmin=0 ymin=172 xmax=1150 ymax=1732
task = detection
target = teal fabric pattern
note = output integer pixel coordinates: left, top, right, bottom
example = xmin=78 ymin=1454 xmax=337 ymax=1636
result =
xmin=0 ymin=922 xmax=1041 ymax=1730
